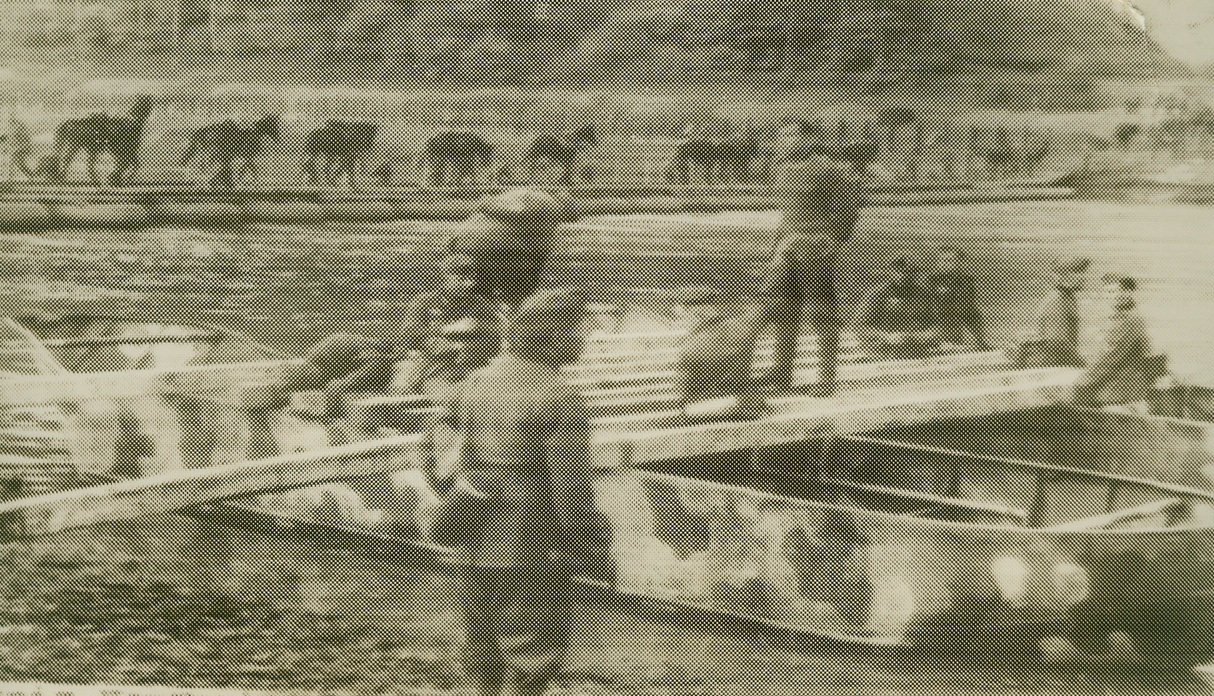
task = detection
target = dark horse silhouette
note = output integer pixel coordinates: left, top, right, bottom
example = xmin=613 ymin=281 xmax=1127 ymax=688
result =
xmin=711 ymin=128 xmax=761 ymax=183
xmin=835 ymin=139 xmax=881 ymax=177
xmin=523 ymin=124 xmax=597 ymax=185
xmin=180 ymin=114 xmax=283 ymax=189
xmin=303 ymin=120 xmax=379 ymax=188
xmin=422 ymin=131 xmax=493 ymax=187
xmin=666 ymin=134 xmax=717 ymax=185
xmin=53 ymin=96 xmax=154 ymax=186
xmin=666 ymin=127 xmax=760 ymax=185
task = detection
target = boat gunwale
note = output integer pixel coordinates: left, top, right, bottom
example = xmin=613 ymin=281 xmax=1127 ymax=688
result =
xmin=636 ymin=461 xmax=1214 ymax=536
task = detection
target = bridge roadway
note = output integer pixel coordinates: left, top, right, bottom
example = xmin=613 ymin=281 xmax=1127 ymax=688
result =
xmin=0 ymin=360 xmax=1078 ymax=538
xmin=0 ymin=181 xmax=1074 ymax=228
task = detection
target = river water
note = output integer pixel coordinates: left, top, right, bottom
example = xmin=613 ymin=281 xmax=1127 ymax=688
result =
xmin=1 ymin=200 xmax=1213 ymax=693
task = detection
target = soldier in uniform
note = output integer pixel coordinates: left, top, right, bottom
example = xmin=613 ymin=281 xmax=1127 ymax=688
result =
xmin=240 ymin=252 xmax=501 ymax=456
xmin=752 ymin=148 xmax=867 ymax=397
xmin=927 ymin=246 xmax=990 ymax=351
xmin=397 ymin=252 xmax=503 ymax=400
xmin=1013 ymin=256 xmax=1090 ymax=368
xmin=448 ymin=288 xmax=612 ymax=696
xmin=445 ymin=187 xmax=566 ymax=311
xmin=1073 ymin=274 xmax=1160 ymax=408
xmin=855 ymin=255 xmax=939 ymax=360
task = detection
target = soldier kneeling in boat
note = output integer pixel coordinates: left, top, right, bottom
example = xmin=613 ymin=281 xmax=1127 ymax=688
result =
xmin=855 ymin=255 xmax=940 ymax=360
xmin=240 ymin=252 xmax=502 ymax=456
xmin=1072 ymin=274 xmax=1167 ymax=409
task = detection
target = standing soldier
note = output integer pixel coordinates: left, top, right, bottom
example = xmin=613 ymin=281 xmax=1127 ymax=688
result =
xmin=753 ymin=148 xmax=867 ymax=397
xmin=445 ymin=187 xmax=566 ymax=311
xmin=447 ymin=288 xmax=612 ymax=696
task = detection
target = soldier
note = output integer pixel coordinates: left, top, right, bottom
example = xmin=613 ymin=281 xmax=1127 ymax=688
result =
xmin=855 ymin=255 xmax=939 ymax=360
xmin=1073 ymin=274 xmax=1162 ymax=408
xmin=927 ymin=246 xmax=990 ymax=351
xmin=1012 ymin=256 xmax=1090 ymax=368
xmin=752 ymin=150 xmax=867 ymax=397
xmin=240 ymin=252 xmax=501 ymax=455
xmin=397 ymin=252 xmax=503 ymax=399
xmin=445 ymin=187 xmax=566 ymax=311
xmin=448 ymin=288 xmax=612 ymax=696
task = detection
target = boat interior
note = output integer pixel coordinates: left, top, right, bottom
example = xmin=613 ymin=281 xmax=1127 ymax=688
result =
xmin=647 ymin=405 xmax=1214 ymax=531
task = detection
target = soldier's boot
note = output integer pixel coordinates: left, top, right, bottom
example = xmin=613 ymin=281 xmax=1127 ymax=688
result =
xmin=807 ymin=320 xmax=841 ymax=398
xmin=753 ymin=317 xmax=799 ymax=394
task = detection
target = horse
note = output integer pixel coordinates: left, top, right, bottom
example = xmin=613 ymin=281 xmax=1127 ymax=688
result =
xmin=52 ymin=96 xmax=155 ymax=186
xmin=302 ymin=120 xmax=380 ymax=188
xmin=666 ymin=135 xmax=719 ymax=185
xmin=180 ymin=114 xmax=283 ymax=189
xmin=523 ymin=124 xmax=597 ymax=185
xmin=711 ymin=127 xmax=762 ymax=184
xmin=421 ymin=131 xmax=493 ymax=187
xmin=104 ymin=96 xmax=154 ymax=187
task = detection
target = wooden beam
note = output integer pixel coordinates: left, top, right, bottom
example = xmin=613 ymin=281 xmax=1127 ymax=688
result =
xmin=823 ymin=477 xmax=1029 ymax=522
xmin=1052 ymin=497 xmax=1186 ymax=531
xmin=38 ymin=332 xmax=222 ymax=349
xmin=591 ymin=369 xmax=1079 ymax=468
xmin=0 ymin=433 xmax=424 ymax=539
xmin=1 ymin=318 xmax=68 ymax=375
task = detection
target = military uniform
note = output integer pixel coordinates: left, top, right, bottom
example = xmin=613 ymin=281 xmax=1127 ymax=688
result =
xmin=398 ymin=286 xmax=502 ymax=397
xmin=449 ymin=290 xmax=611 ymax=696
xmin=1013 ymin=257 xmax=1089 ymax=368
xmin=927 ymin=268 xmax=989 ymax=350
xmin=1073 ymin=299 xmax=1154 ymax=407
xmin=855 ymin=272 xmax=938 ymax=360
xmin=754 ymin=155 xmax=866 ymax=393
xmin=1021 ymin=287 xmax=1085 ymax=368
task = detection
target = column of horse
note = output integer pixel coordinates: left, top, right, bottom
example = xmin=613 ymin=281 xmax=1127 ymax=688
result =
xmin=49 ymin=95 xmax=155 ymax=186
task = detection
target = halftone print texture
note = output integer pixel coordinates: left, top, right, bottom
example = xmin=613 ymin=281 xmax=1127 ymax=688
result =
xmin=0 ymin=1 xmax=1213 ymax=695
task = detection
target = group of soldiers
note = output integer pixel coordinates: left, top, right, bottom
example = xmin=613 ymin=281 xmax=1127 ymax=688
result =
xmin=239 ymin=136 xmax=1165 ymax=432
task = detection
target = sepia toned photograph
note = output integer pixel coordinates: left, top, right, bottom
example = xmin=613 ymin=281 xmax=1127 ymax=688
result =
xmin=0 ymin=1 xmax=1212 ymax=694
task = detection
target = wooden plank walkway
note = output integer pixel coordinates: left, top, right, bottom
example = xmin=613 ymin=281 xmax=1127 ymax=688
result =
xmin=0 ymin=367 xmax=1080 ymax=539
xmin=590 ymin=367 xmax=1076 ymax=467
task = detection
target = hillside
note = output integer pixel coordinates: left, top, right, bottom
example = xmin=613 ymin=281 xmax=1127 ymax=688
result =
xmin=2 ymin=0 xmax=1187 ymax=100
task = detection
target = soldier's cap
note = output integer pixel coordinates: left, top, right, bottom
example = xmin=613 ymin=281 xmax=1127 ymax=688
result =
xmin=1050 ymin=256 xmax=1091 ymax=274
xmin=473 ymin=187 xmax=565 ymax=226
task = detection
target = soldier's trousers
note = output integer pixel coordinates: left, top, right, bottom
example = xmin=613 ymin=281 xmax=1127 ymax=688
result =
xmin=762 ymin=294 xmax=841 ymax=389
